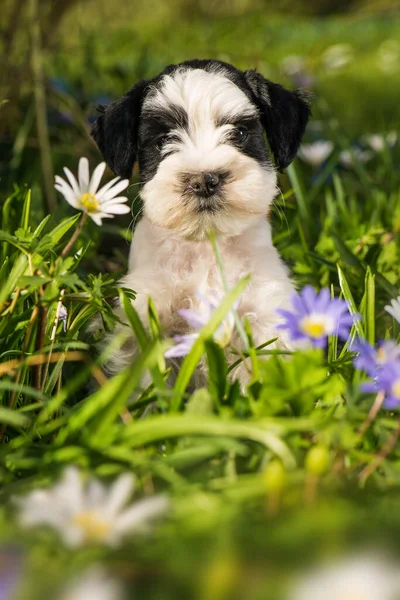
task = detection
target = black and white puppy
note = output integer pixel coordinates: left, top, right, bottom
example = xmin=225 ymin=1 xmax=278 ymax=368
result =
xmin=92 ymin=59 xmax=310 ymax=377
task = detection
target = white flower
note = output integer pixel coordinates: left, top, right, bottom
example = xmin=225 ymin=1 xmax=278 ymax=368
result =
xmin=288 ymin=554 xmax=400 ymax=600
xmin=299 ymin=141 xmax=333 ymax=167
xmin=15 ymin=467 xmax=168 ymax=548
xmin=55 ymin=157 xmax=130 ymax=226
xmin=364 ymin=133 xmax=398 ymax=152
xmin=385 ymin=295 xmax=400 ymax=324
xmin=60 ymin=567 xmax=124 ymax=600
xmin=322 ymin=44 xmax=354 ymax=70
xmin=339 ymin=148 xmax=373 ymax=167
xmin=282 ymin=55 xmax=305 ymax=76
xmin=378 ymin=39 xmax=400 ymax=74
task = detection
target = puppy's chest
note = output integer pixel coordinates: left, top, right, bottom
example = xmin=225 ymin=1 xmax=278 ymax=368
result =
xmin=157 ymin=245 xmax=249 ymax=335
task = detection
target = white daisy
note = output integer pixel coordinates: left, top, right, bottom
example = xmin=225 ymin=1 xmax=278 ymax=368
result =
xmin=385 ymin=295 xmax=400 ymax=324
xmin=60 ymin=567 xmax=124 ymax=600
xmin=321 ymin=44 xmax=354 ymax=70
xmin=364 ymin=133 xmax=398 ymax=153
xmin=299 ymin=141 xmax=333 ymax=167
xmin=288 ymin=554 xmax=400 ymax=600
xmin=54 ymin=157 xmax=130 ymax=226
xmin=339 ymin=148 xmax=373 ymax=167
xmin=14 ymin=467 xmax=168 ymax=548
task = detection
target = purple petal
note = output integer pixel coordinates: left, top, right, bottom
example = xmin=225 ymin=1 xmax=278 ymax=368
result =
xmin=299 ymin=286 xmax=318 ymax=312
xmin=383 ymin=395 xmax=400 ymax=410
xmin=360 ymin=381 xmax=378 ymax=393
xmin=177 ymin=308 xmax=206 ymax=330
xmin=164 ymin=333 xmax=198 ymax=359
xmin=312 ymin=336 xmax=328 ymax=349
xmin=291 ymin=292 xmax=308 ymax=316
xmin=313 ymin=288 xmax=331 ymax=313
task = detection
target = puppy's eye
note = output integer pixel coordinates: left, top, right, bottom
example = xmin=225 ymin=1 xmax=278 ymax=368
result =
xmin=157 ymin=133 xmax=180 ymax=150
xmin=231 ymin=126 xmax=249 ymax=143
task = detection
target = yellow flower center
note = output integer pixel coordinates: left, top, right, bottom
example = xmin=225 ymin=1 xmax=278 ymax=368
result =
xmin=391 ymin=379 xmax=400 ymax=399
xmin=377 ymin=347 xmax=386 ymax=362
xmin=300 ymin=315 xmax=329 ymax=338
xmin=72 ymin=511 xmax=111 ymax=542
xmin=80 ymin=193 xmax=99 ymax=212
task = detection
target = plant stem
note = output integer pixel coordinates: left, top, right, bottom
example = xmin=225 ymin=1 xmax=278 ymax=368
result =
xmin=61 ymin=212 xmax=87 ymax=258
xmin=30 ymin=0 xmax=57 ymax=214
xmin=357 ymin=391 xmax=385 ymax=437
xmin=208 ymin=231 xmax=249 ymax=348
xmin=42 ymin=289 xmax=65 ymax=390
xmin=359 ymin=414 xmax=400 ymax=485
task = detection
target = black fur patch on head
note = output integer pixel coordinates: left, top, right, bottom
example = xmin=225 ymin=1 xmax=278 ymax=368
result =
xmin=91 ymin=79 xmax=148 ymax=179
xmin=243 ymin=70 xmax=311 ymax=171
xmin=138 ymin=104 xmax=189 ymax=183
xmin=220 ymin=116 xmax=270 ymax=167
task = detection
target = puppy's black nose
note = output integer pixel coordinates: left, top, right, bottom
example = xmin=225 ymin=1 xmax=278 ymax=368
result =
xmin=189 ymin=172 xmax=220 ymax=198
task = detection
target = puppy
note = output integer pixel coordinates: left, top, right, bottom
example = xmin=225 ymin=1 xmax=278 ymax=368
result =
xmin=91 ymin=59 xmax=310 ymax=381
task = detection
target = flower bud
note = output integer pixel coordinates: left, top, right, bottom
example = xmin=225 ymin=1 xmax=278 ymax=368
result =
xmin=305 ymin=445 xmax=330 ymax=476
xmin=263 ymin=459 xmax=286 ymax=492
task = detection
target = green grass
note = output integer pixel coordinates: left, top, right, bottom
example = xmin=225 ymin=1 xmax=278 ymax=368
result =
xmin=1 ymin=135 xmax=400 ymax=597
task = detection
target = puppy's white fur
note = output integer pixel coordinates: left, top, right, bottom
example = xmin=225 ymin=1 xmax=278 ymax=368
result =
xmin=108 ymin=216 xmax=293 ymax=378
xmin=104 ymin=67 xmax=295 ymax=380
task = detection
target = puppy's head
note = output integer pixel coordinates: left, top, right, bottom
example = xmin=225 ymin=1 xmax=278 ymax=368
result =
xmin=92 ymin=59 xmax=310 ymax=240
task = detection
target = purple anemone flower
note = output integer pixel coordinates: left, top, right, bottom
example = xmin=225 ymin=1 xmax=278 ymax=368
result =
xmin=352 ymin=338 xmax=400 ymax=409
xmin=352 ymin=338 xmax=400 ymax=378
xmin=276 ymin=286 xmax=358 ymax=348
xmin=366 ymin=361 xmax=400 ymax=410
xmin=164 ymin=290 xmax=237 ymax=359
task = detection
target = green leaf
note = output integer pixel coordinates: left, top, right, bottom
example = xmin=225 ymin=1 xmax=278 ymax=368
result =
xmin=185 ymin=388 xmax=214 ymax=415
xmin=205 ymin=339 xmax=228 ymax=403
xmin=120 ymin=414 xmax=297 ymax=469
xmin=0 ymin=407 xmax=31 ymax=428
xmin=36 ymin=214 xmax=80 ymax=252
xmin=120 ymin=289 xmax=166 ymax=390
xmin=57 ymin=341 xmax=160 ymax=446
xmin=32 ymin=215 xmax=52 ymax=239
xmin=337 ymin=265 xmax=364 ymax=338
xmin=20 ymin=189 xmax=31 ymax=232
xmin=363 ymin=267 xmax=375 ymax=345
xmin=0 ymin=253 xmax=28 ymax=312
xmin=332 ymin=233 xmax=364 ymax=271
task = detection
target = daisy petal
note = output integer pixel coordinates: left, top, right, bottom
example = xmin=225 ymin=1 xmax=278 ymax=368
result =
xmin=104 ymin=474 xmax=135 ymax=518
xmin=101 ymin=196 xmax=130 ymax=206
xmin=86 ymin=479 xmax=107 ymax=509
xmin=88 ymin=212 xmax=104 ymax=226
xmin=96 ymin=177 xmax=121 ymax=201
xmin=100 ymin=203 xmax=131 ymax=215
xmin=53 ymin=466 xmax=84 ymax=514
xmin=115 ymin=496 xmax=169 ymax=533
xmin=100 ymin=179 xmax=129 ymax=202
xmin=89 ymin=162 xmax=106 ymax=195
xmin=62 ymin=167 xmax=81 ymax=197
xmin=78 ymin=157 xmax=90 ymax=191
xmin=55 ymin=184 xmax=81 ymax=210
xmin=55 ymin=175 xmax=73 ymax=193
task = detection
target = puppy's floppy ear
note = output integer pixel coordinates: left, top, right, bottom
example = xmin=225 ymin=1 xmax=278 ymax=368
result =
xmin=91 ymin=79 xmax=148 ymax=179
xmin=244 ymin=70 xmax=311 ymax=171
